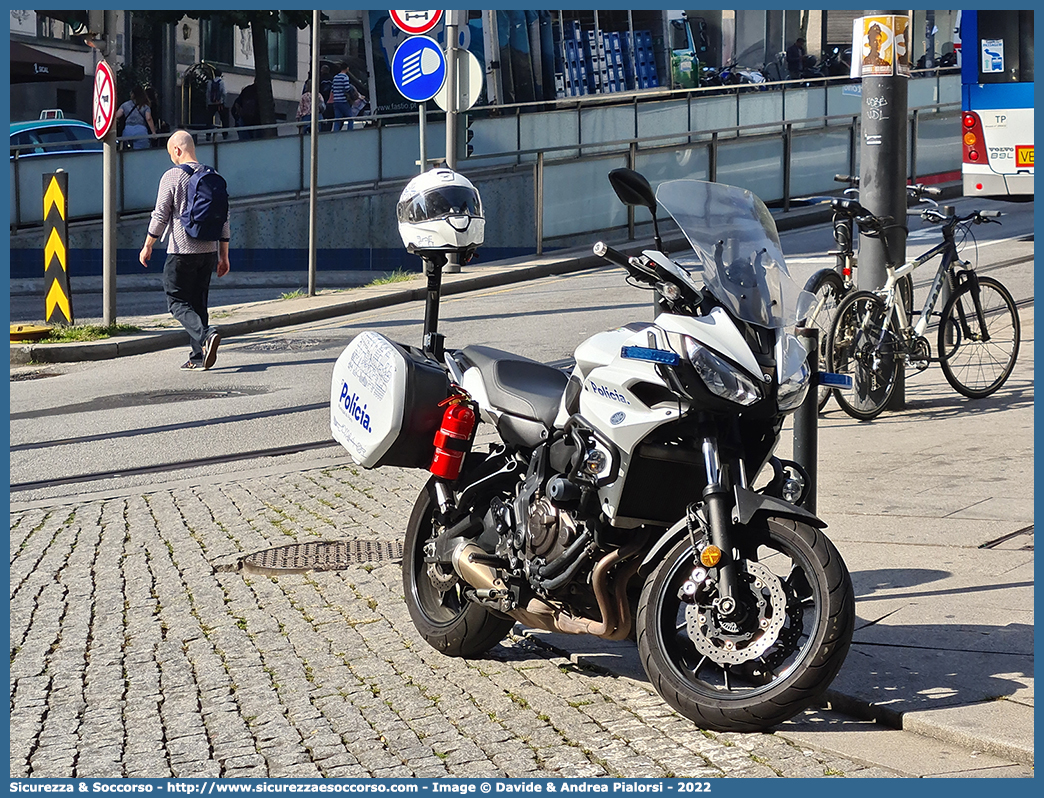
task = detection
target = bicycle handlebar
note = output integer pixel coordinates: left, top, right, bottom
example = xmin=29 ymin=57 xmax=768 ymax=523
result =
xmin=919 ymin=207 xmax=1003 ymax=227
xmin=833 ymin=173 xmax=941 ymax=198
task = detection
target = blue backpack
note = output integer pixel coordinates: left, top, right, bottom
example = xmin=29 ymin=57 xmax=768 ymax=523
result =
xmin=178 ymin=163 xmax=229 ymax=240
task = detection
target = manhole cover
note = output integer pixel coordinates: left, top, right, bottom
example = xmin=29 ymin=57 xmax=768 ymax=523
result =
xmin=238 ymin=338 xmax=329 ymax=353
xmin=240 ymin=540 xmax=404 ymax=574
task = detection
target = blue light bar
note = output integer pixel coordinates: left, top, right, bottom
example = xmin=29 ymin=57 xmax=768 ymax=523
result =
xmin=620 ymin=346 xmax=681 ymax=366
xmin=818 ymin=371 xmax=853 ymax=389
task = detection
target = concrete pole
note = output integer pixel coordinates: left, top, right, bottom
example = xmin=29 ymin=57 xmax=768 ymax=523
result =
xmin=308 ymin=10 xmax=319 ymax=297
xmin=858 ymin=10 xmax=909 ymax=408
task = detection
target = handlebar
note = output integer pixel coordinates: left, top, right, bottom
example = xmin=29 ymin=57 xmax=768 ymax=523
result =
xmin=920 ymin=208 xmax=1002 ymax=226
xmin=592 ymin=241 xmax=630 ymax=269
xmin=593 ymin=242 xmax=660 ymax=284
xmin=834 ymin=173 xmax=941 ymax=199
xmin=593 ymin=242 xmax=704 ymax=311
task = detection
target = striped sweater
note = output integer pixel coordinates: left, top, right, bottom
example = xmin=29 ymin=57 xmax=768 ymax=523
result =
xmin=148 ymin=162 xmax=231 ymax=254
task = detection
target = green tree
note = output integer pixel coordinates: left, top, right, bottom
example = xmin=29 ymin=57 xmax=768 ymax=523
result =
xmin=138 ymin=10 xmax=313 ymax=136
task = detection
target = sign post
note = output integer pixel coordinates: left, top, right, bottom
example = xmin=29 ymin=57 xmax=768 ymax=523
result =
xmin=93 ymin=57 xmax=118 ymax=326
xmin=389 ymin=12 xmax=447 ymax=175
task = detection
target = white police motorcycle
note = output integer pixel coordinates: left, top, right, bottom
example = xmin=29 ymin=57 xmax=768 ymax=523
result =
xmin=331 ymin=168 xmax=854 ymax=732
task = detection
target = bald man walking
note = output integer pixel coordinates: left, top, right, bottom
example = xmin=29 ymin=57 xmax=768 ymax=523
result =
xmin=140 ymin=130 xmax=231 ymax=371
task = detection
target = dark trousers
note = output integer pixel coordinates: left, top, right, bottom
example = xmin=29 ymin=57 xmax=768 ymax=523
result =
xmin=163 ymin=252 xmax=217 ymax=364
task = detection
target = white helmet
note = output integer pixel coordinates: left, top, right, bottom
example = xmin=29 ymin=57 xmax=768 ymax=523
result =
xmin=397 ymin=168 xmax=484 ymax=253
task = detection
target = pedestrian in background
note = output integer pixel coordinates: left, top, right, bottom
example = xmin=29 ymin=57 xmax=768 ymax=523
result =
xmin=232 ymin=82 xmax=260 ymax=140
xmin=331 ymin=62 xmax=360 ymax=132
xmin=296 ymin=74 xmax=324 ymax=135
xmin=786 ymin=36 xmax=806 ymax=80
xmin=206 ymin=67 xmax=231 ymax=139
xmin=139 ymin=130 xmax=230 ymax=371
xmin=144 ymin=86 xmax=171 ymax=148
xmin=319 ymin=64 xmax=334 ymax=132
xmin=115 ymin=85 xmax=156 ymax=150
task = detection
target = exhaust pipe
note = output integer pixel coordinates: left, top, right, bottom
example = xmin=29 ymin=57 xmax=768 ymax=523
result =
xmin=450 ymin=536 xmax=647 ymax=641
xmin=451 ymin=540 xmax=509 ymax=600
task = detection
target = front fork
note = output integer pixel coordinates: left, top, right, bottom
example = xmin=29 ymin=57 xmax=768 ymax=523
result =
xmin=699 ymin=435 xmax=744 ymax=614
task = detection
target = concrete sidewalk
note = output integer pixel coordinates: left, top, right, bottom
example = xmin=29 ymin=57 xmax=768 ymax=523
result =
xmin=10 ymin=197 xmax=1034 ymax=773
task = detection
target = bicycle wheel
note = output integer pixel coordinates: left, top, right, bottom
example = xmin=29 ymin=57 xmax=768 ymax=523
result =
xmin=803 ymin=269 xmax=847 ymax=411
xmin=938 ymin=275 xmax=1021 ymax=398
xmin=827 ymin=290 xmax=899 ymax=421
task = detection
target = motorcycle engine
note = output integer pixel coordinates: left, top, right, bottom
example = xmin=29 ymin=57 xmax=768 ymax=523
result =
xmin=525 ymin=496 xmax=579 ymax=563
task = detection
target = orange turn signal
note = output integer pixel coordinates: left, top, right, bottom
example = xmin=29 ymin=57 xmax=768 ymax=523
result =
xmin=963 ymin=132 xmax=977 ymax=146
xmin=699 ymin=545 xmax=722 ymax=568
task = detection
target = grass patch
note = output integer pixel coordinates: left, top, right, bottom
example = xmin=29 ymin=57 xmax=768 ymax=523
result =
xmin=281 ymin=289 xmax=306 ymax=300
xmin=37 ymin=323 xmax=141 ymax=343
xmin=367 ymin=269 xmax=416 ymax=287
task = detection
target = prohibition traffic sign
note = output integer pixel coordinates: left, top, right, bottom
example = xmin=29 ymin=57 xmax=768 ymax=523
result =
xmin=92 ymin=60 xmax=115 ymax=139
xmin=391 ymin=36 xmax=446 ymax=103
xmin=389 ymin=9 xmax=443 ymax=36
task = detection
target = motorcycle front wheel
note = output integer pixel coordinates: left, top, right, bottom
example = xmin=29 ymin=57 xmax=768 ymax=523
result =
xmin=402 ymin=478 xmax=515 ymax=658
xmin=637 ymin=518 xmax=854 ymax=732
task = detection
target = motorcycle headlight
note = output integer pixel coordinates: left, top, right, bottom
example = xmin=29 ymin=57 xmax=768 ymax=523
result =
xmin=777 ymin=360 xmax=811 ymax=412
xmin=683 ymin=336 xmax=762 ymax=406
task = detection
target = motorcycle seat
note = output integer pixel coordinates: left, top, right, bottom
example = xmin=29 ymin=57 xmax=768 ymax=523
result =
xmin=460 ymin=345 xmax=568 ymax=427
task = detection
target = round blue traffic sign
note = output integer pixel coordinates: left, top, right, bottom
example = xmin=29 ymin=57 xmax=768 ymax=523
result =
xmin=391 ymin=35 xmax=446 ymax=103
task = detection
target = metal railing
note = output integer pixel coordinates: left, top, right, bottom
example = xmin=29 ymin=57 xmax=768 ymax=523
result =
xmin=10 ymin=71 xmax=960 ymax=236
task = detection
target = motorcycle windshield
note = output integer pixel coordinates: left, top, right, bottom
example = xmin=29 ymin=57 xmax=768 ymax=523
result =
xmin=656 ymin=180 xmax=814 ymax=330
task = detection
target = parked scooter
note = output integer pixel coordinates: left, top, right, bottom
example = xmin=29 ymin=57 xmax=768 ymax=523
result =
xmin=330 ymin=168 xmax=855 ymax=732
xmin=719 ymin=60 xmax=769 ymax=88
xmin=820 ymin=46 xmax=852 ymax=77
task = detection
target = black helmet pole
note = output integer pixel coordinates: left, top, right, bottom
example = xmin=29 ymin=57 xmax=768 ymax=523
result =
xmin=422 ymin=252 xmax=446 ymax=361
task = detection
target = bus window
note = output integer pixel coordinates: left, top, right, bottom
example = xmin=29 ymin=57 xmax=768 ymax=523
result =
xmin=977 ymin=10 xmax=1033 ymax=83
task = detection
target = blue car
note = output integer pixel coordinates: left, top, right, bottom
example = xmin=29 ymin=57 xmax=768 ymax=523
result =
xmin=10 ymin=118 xmax=103 ymax=159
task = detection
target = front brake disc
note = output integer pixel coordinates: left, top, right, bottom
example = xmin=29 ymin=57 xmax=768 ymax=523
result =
xmin=685 ymin=560 xmax=787 ymax=665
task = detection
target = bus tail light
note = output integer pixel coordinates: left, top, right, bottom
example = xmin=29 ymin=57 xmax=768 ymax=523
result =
xmin=962 ymin=112 xmax=986 ymax=164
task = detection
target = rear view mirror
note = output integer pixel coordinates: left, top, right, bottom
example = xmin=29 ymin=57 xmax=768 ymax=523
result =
xmin=608 ymin=168 xmax=657 ymax=215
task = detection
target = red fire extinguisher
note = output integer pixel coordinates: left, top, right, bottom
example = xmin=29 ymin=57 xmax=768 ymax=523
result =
xmin=430 ymin=395 xmax=476 ymax=480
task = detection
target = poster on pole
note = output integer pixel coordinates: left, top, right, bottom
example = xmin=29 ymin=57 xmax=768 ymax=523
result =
xmin=851 ymin=16 xmax=910 ymax=78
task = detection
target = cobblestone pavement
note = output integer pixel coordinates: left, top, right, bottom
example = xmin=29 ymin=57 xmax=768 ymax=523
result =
xmin=10 ymin=462 xmax=903 ymax=780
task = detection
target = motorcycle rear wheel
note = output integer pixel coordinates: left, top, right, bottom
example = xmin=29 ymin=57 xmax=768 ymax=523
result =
xmin=403 ymin=479 xmax=515 ymax=658
xmin=637 ymin=518 xmax=854 ymax=732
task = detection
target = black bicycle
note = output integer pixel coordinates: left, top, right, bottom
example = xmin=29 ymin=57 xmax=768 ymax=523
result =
xmin=825 ymin=202 xmax=1020 ymax=421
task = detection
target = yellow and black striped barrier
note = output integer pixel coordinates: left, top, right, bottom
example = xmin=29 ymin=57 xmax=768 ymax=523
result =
xmin=43 ymin=171 xmax=74 ymax=324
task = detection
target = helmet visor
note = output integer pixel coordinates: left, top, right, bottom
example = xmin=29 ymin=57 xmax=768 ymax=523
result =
xmin=397 ymin=186 xmax=482 ymax=224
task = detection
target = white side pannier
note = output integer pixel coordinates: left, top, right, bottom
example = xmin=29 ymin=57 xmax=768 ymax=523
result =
xmin=330 ymin=331 xmax=450 ymax=469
